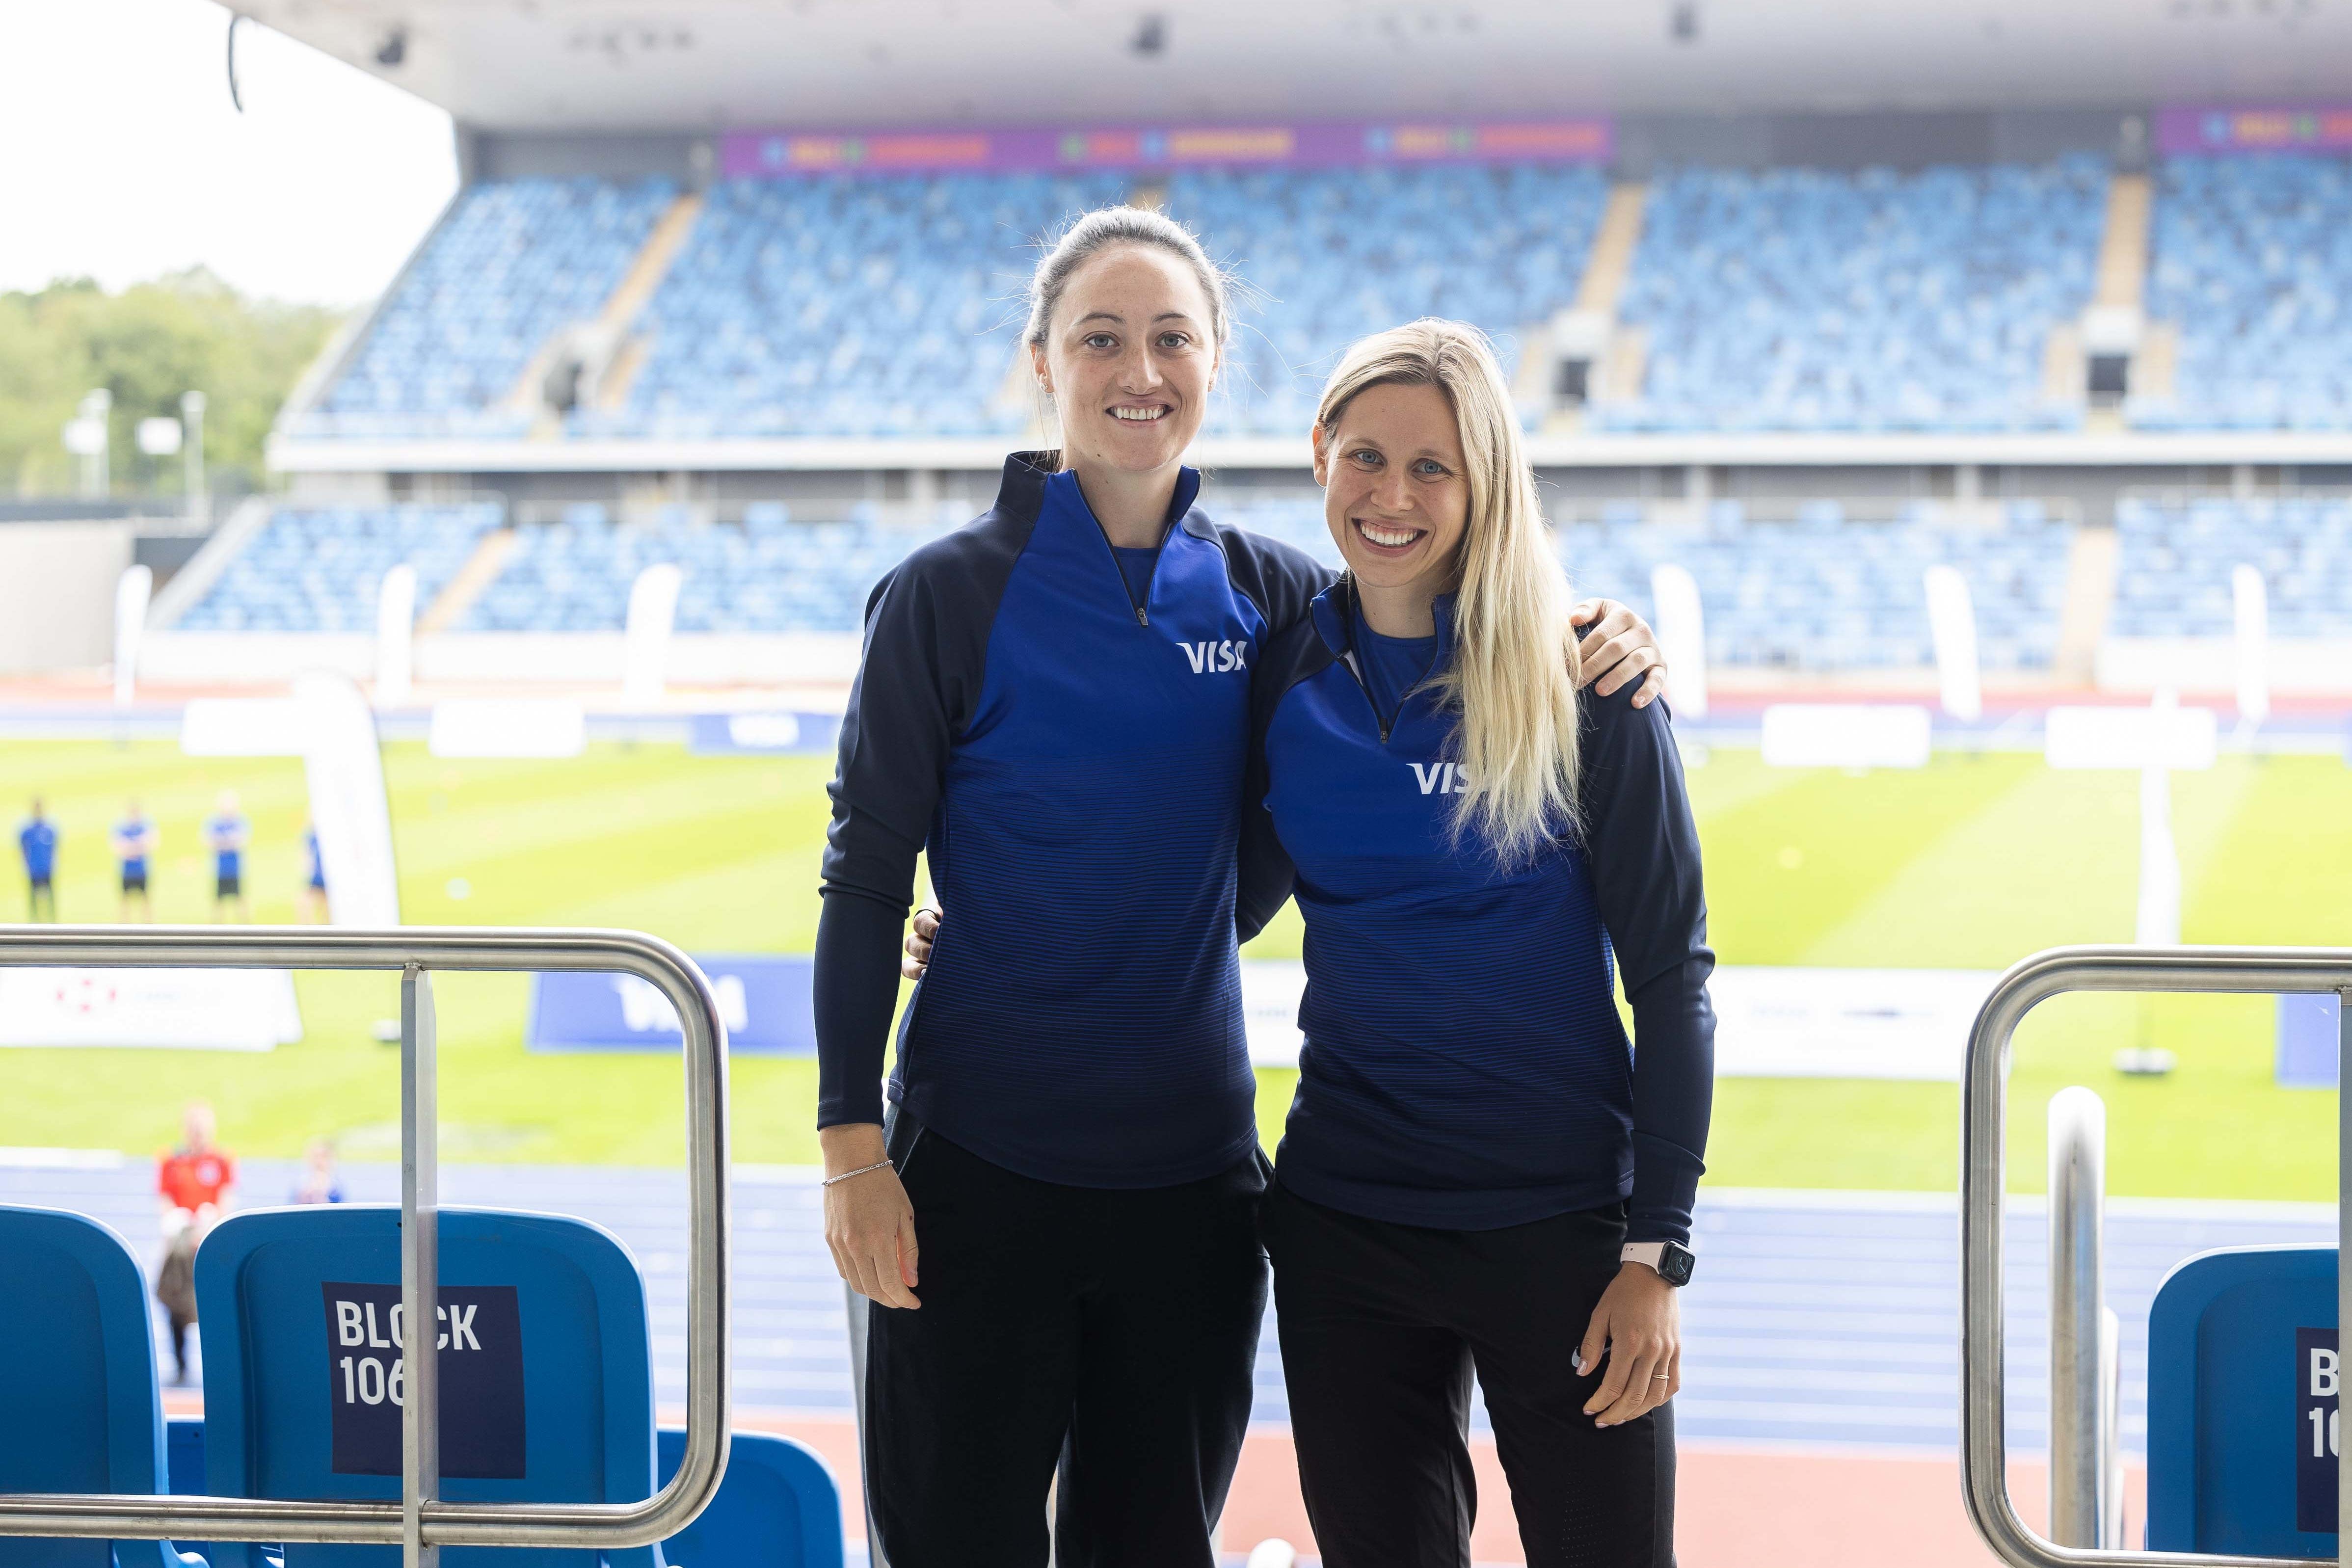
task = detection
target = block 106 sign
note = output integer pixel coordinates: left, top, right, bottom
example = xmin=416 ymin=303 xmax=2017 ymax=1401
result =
xmin=321 ymin=1282 xmax=526 ymax=1479
xmin=2298 ymin=1328 xmax=2338 ymax=1534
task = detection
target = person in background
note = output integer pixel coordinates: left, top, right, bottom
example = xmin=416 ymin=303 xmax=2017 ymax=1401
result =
xmin=18 ymin=797 xmax=57 ymax=921
xmin=298 ymin=820 xmax=328 ymax=923
xmin=290 ymin=1137 xmax=345 ymax=1204
xmin=156 ymin=1102 xmax=237 ymax=1385
xmin=114 ymin=801 xmax=157 ymax=921
xmin=207 ymin=791 xmax=250 ymax=921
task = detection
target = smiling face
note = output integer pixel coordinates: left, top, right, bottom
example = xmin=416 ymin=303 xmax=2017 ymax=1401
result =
xmin=1031 ymin=243 xmax=1218 ymax=479
xmin=1313 ymin=379 xmax=1472 ymax=608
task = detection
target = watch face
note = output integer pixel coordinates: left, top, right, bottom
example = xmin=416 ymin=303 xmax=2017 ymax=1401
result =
xmin=1659 ymin=1242 xmax=1695 ymax=1287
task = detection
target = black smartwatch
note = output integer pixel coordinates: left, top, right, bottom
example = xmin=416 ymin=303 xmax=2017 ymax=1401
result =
xmin=1621 ymin=1240 xmax=1696 ymax=1287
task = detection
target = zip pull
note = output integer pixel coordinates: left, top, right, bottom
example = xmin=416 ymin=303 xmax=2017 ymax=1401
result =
xmin=1379 ymin=722 xmax=1392 ymax=744
xmin=1135 ymin=607 xmax=1149 ymax=626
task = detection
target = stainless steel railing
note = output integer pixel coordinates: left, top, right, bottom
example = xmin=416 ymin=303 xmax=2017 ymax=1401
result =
xmin=2046 ymin=1086 xmax=2123 ymax=1548
xmin=1962 ymin=944 xmax=2352 ymax=1568
xmin=0 ymin=927 xmax=731 ymax=1566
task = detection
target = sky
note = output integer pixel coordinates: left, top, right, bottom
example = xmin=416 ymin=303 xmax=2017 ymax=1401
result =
xmin=0 ymin=0 xmax=456 ymax=306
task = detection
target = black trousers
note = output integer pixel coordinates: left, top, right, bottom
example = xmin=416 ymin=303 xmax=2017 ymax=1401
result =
xmin=1261 ymin=1180 xmax=1676 ymax=1568
xmin=862 ymin=1117 xmax=1269 ymax=1568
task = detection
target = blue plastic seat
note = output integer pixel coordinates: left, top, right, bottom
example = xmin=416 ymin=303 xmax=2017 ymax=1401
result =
xmin=652 ymin=1433 xmax=839 ymax=1568
xmin=192 ymin=1207 xmax=660 ymax=1568
xmin=0 ymin=1205 xmax=206 ymax=1568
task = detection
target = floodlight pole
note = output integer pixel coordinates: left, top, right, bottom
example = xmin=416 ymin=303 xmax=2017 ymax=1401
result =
xmin=182 ymin=391 xmax=207 ymax=524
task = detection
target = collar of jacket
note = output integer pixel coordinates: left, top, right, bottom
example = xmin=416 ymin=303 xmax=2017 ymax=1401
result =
xmin=998 ymin=451 xmax=1208 ymax=541
xmin=1310 ymin=576 xmax=1459 ymax=665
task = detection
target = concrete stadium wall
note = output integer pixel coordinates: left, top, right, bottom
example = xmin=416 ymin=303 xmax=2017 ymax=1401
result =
xmin=0 ymin=521 xmax=133 ymax=674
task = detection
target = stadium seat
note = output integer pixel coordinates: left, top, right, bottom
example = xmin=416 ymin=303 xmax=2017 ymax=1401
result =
xmin=161 ymin=1424 xmax=202 ymax=1500
xmin=0 ymin=1205 xmax=206 ymax=1568
xmin=651 ymin=1432 xmax=839 ymax=1568
xmin=191 ymin=1207 xmax=661 ymax=1568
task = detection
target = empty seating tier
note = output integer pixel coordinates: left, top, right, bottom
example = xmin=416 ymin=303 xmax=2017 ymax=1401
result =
xmin=1160 ymin=164 xmax=1609 ymax=434
xmin=302 ymin=179 xmax=677 ymax=440
xmin=2111 ymin=496 xmax=2352 ymax=637
xmin=1557 ymin=501 xmax=2075 ymax=671
xmin=1599 ymin=159 xmax=2107 ymax=433
xmin=179 ymin=504 xmax=505 ymax=634
xmin=2135 ymin=155 xmax=2352 ymax=431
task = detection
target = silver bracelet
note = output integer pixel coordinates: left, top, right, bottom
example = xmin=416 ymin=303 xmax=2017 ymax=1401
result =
xmin=822 ymin=1158 xmax=896 ymax=1188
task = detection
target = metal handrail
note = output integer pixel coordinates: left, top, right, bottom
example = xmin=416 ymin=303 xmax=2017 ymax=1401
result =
xmin=2048 ymin=1086 xmax=2121 ymax=1547
xmin=1962 ymin=944 xmax=2352 ymax=1568
xmin=0 ymin=927 xmax=731 ymax=1554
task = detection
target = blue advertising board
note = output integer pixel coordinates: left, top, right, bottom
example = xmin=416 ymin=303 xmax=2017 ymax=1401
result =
xmin=2148 ymin=1245 xmax=2338 ymax=1556
xmin=525 ymin=955 xmax=814 ymax=1056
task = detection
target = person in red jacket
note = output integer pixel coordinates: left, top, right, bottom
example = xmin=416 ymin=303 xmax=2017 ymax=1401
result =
xmin=156 ymin=1102 xmax=236 ymax=1385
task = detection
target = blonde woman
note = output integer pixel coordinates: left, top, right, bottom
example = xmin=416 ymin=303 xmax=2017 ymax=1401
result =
xmin=1247 ymin=319 xmax=1714 ymax=1567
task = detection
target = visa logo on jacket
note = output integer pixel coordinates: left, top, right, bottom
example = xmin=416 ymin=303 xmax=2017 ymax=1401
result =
xmin=1181 ymin=639 xmax=1250 ymax=673
xmin=1410 ymin=762 xmax=1475 ymax=796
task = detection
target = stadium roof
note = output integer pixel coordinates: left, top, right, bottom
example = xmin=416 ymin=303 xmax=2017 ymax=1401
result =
xmin=245 ymin=0 xmax=2352 ymax=134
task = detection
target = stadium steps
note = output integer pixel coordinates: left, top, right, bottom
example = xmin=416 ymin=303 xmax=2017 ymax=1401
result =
xmin=2093 ymin=172 xmax=2153 ymax=311
xmin=2083 ymin=170 xmax=2154 ymax=434
xmin=502 ymin=190 xmax=710 ymax=436
xmin=2053 ymin=524 xmax=2121 ymax=683
xmin=416 ymin=526 xmax=522 ymax=636
xmin=1536 ymin=181 xmax=1650 ymax=431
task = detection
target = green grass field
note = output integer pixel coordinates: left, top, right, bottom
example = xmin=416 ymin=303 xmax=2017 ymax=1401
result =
xmin=0 ymin=737 xmax=2345 ymax=1199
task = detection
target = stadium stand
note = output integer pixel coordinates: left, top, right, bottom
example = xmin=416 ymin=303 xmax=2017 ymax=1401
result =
xmin=1597 ymin=158 xmax=2108 ymax=432
xmin=2111 ymin=495 xmax=2352 ymax=637
xmin=1554 ymin=500 xmax=2076 ymax=670
xmin=1159 ymin=164 xmax=1610 ymax=433
xmin=301 ymin=178 xmax=678 ymax=439
xmin=178 ymin=503 xmax=505 ymax=633
xmin=578 ymin=173 xmax=1127 ymax=440
xmin=0 ymin=1205 xmax=201 ymax=1568
xmin=460 ymin=504 xmax=957 ymax=634
xmin=2135 ymin=154 xmax=2352 ymax=431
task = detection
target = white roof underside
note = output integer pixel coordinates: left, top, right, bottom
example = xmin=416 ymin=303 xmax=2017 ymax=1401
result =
xmin=239 ymin=0 xmax=2352 ymax=134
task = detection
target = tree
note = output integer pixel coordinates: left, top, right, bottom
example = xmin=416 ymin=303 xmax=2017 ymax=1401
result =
xmin=0 ymin=270 xmax=343 ymax=501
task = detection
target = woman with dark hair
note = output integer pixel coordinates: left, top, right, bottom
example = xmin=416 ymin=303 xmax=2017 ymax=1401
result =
xmin=816 ymin=208 xmax=1669 ymax=1566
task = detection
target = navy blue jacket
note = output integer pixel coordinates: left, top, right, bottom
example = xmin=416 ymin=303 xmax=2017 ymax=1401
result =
xmin=1249 ymin=580 xmax=1715 ymax=1242
xmin=815 ymin=454 xmax=1328 ymax=1188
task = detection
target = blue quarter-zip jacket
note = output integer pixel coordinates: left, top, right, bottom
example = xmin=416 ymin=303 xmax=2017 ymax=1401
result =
xmin=815 ymin=454 xmax=1328 ymax=1188
xmin=1248 ymin=581 xmax=1716 ymax=1242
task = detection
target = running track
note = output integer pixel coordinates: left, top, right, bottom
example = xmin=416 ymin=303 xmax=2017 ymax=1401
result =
xmin=5 ymin=1153 xmax=2330 ymax=1565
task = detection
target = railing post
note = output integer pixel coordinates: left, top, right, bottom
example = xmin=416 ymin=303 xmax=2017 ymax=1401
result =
xmin=2337 ymin=987 xmax=2350 ymax=1568
xmin=401 ymin=966 xmax=440 ymax=1568
xmin=2048 ymin=1086 xmax=2109 ymax=1546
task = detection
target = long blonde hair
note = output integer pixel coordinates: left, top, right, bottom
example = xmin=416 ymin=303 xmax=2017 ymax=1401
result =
xmin=1315 ymin=319 xmax=1581 ymax=864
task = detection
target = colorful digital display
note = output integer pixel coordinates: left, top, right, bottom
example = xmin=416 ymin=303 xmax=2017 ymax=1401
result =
xmin=2158 ymin=105 xmax=2352 ymax=155
xmin=720 ymin=117 xmax=1612 ymax=178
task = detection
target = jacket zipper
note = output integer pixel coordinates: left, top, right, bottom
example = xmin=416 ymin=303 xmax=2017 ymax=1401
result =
xmin=1086 ymin=514 xmax=1153 ymax=626
xmin=1336 ymin=651 xmax=1395 ymax=745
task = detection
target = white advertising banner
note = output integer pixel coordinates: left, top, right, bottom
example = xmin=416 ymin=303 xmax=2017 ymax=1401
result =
xmin=1708 ymin=966 xmax=2002 ymax=1081
xmin=0 ymin=967 xmax=301 ymax=1051
xmin=1237 ymin=960 xmax=1995 ymax=1080
xmin=296 ymin=672 xmax=402 ymax=928
xmin=1242 ymin=958 xmax=1308 ymax=1068
xmin=1759 ymin=704 xmax=1933 ymax=769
